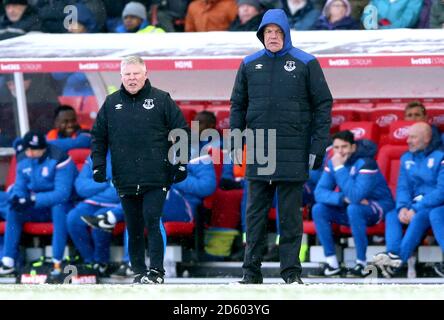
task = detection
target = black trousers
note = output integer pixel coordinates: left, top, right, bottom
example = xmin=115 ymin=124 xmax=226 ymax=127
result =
xmin=243 ymin=180 xmax=304 ymax=281
xmin=120 ymin=187 xmax=168 ymax=275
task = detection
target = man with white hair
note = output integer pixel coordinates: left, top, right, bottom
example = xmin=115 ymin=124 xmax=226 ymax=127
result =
xmin=91 ymin=55 xmax=190 ymax=284
xmin=373 ymin=122 xmax=444 ymax=278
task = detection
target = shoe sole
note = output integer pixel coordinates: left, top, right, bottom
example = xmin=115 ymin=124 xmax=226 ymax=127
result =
xmin=80 ymin=217 xmax=113 ymax=233
xmin=433 ymin=266 xmax=444 ymax=278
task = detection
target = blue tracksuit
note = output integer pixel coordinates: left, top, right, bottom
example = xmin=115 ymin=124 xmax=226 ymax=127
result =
xmin=164 ymin=155 xmax=217 ymax=222
xmin=47 ymin=129 xmax=92 ymax=152
xmin=4 ymin=145 xmax=76 ymax=262
xmin=67 ymin=155 xmax=119 ymax=264
xmin=313 ymin=140 xmax=395 ymax=262
xmin=385 ymin=134 xmax=444 ymax=262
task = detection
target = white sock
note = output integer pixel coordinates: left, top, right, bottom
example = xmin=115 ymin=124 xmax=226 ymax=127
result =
xmin=106 ymin=210 xmax=117 ymax=225
xmin=356 ymin=259 xmax=366 ymax=266
xmin=326 ymin=255 xmax=339 ymax=269
xmin=2 ymin=257 xmax=14 ymax=268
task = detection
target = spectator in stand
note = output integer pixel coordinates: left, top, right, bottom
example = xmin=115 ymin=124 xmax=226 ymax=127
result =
xmin=0 ymin=73 xmax=60 ymax=141
xmin=403 ymin=100 xmax=444 ymax=146
xmin=0 ymin=0 xmax=41 ymax=40
xmin=34 ymin=0 xmax=70 ymax=33
xmin=103 ymin=0 xmax=151 ymax=32
xmin=115 ymin=1 xmax=148 ymax=32
xmin=362 ymin=0 xmax=424 ymax=29
xmin=281 ymin=0 xmax=321 ymax=30
xmin=349 ymin=0 xmax=368 ymax=21
xmin=0 ymin=132 xmax=76 ymax=279
xmin=313 ymin=130 xmax=394 ymax=277
xmin=430 ymin=0 xmax=444 ymax=28
xmin=373 ymin=122 xmax=444 ymax=278
xmin=185 ymin=0 xmax=238 ymax=32
xmin=46 ymin=105 xmax=92 ymax=152
xmin=314 ymin=0 xmax=360 ymax=30
xmin=149 ymin=0 xmax=191 ymax=32
xmin=67 ymin=154 xmax=119 ymax=277
xmin=229 ymin=0 xmax=265 ymax=31
xmin=51 ymin=3 xmax=98 ymax=97
xmin=415 ymin=0 xmax=432 ymax=28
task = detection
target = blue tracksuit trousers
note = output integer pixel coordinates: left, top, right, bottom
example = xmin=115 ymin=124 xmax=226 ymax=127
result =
xmin=312 ymin=203 xmax=380 ymax=261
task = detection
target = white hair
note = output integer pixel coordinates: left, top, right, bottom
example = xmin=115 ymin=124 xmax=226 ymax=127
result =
xmin=120 ymin=55 xmax=146 ymax=74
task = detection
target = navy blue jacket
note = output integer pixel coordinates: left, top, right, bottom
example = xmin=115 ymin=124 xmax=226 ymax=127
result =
xmin=230 ymin=9 xmax=332 ymax=181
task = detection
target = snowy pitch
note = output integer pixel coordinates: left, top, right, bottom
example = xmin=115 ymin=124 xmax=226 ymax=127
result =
xmin=1 ymin=278 xmax=444 ymax=300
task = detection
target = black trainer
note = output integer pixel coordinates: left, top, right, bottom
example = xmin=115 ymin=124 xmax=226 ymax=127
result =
xmin=93 ymin=263 xmax=109 ymax=277
xmin=0 ymin=262 xmax=15 ymax=276
xmin=81 ymin=214 xmax=115 ymax=232
xmin=133 ymin=269 xmax=164 ymax=284
xmin=321 ymin=263 xmax=342 ymax=277
xmin=346 ymin=263 xmax=370 ymax=278
xmin=238 ymin=275 xmax=263 ymax=284
xmin=433 ymin=262 xmax=444 ymax=277
xmin=111 ymin=262 xmax=135 ymax=279
xmin=285 ymin=274 xmax=303 ymax=284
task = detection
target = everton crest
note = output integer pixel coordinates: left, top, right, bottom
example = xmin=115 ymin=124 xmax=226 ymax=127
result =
xmin=284 ymin=61 xmax=296 ymax=72
xmin=143 ymin=99 xmax=155 ymax=110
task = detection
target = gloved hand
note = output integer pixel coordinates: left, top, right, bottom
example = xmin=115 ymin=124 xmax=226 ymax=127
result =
xmin=9 ymin=195 xmax=35 ymax=212
xmin=171 ymin=164 xmax=188 ymax=183
xmin=93 ymin=166 xmax=106 ymax=183
xmin=309 ymin=154 xmax=324 ymax=170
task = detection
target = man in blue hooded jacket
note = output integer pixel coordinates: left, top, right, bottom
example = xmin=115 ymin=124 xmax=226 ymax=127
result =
xmin=313 ymin=130 xmax=394 ymax=277
xmin=373 ymin=122 xmax=444 ymax=278
xmin=230 ymin=8 xmax=332 ymax=284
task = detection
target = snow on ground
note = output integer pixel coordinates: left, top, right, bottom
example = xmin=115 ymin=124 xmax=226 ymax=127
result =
xmin=0 ymin=279 xmax=443 ymax=300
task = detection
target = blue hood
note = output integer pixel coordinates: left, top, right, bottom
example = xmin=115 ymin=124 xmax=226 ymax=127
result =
xmin=256 ymin=9 xmax=293 ymax=56
xmin=347 ymin=139 xmax=377 ymax=165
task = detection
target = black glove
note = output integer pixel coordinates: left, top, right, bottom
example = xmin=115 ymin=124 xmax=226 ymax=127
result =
xmin=309 ymin=153 xmax=324 ymax=170
xmin=9 ymin=195 xmax=35 ymax=212
xmin=171 ymin=164 xmax=188 ymax=183
xmin=93 ymin=166 xmax=106 ymax=183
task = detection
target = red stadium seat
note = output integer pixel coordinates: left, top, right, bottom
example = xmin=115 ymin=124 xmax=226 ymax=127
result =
xmin=5 ymin=155 xmax=16 ymax=190
xmin=68 ymin=148 xmax=90 ymax=171
xmin=23 ymin=222 xmax=54 ymax=235
xmin=370 ymin=103 xmax=405 ymax=134
xmin=339 ymin=222 xmax=385 ymax=236
xmin=210 ymin=189 xmax=243 ymax=229
xmin=0 ymin=221 xmax=5 ymax=235
xmin=331 ymin=106 xmax=361 ymax=133
xmin=376 ymin=144 xmax=408 ymax=197
xmin=178 ymin=106 xmax=198 ymax=126
xmin=387 ymin=120 xmax=416 ymax=145
xmin=164 ymin=221 xmax=195 ymax=237
xmin=425 ymin=103 xmax=444 ymax=132
xmin=58 ymin=96 xmax=83 ymax=113
xmin=339 ymin=121 xmax=379 ymax=143
xmin=211 ymin=106 xmax=230 ymax=132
